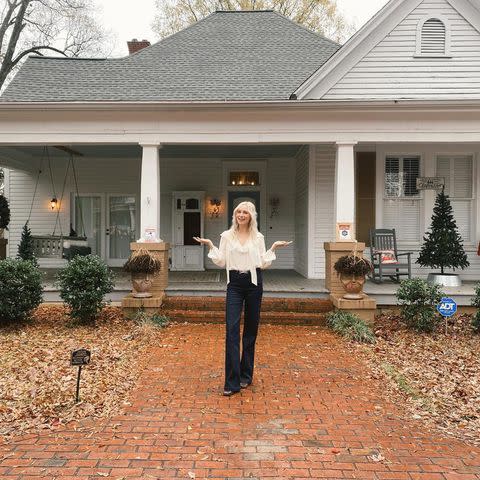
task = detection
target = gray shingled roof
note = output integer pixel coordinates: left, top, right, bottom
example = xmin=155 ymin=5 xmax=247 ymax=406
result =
xmin=0 ymin=10 xmax=340 ymax=102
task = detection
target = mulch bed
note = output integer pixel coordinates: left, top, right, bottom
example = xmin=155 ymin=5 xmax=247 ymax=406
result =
xmin=357 ymin=313 xmax=480 ymax=447
xmin=0 ymin=305 xmax=159 ymax=440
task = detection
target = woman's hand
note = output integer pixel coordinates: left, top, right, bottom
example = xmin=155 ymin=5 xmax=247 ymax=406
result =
xmin=271 ymin=240 xmax=293 ymax=251
xmin=193 ymin=237 xmax=214 ymax=249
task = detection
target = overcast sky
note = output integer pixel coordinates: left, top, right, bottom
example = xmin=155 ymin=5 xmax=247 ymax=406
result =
xmin=98 ymin=0 xmax=390 ymax=56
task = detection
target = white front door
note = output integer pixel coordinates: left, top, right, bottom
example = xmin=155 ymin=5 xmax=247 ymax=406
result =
xmin=171 ymin=191 xmax=205 ymax=271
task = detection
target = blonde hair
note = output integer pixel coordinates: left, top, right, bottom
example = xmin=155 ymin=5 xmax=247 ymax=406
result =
xmin=229 ymin=201 xmax=259 ymax=239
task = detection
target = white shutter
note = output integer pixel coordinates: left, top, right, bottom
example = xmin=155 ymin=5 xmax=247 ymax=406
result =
xmin=383 ymin=199 xmax=421 ymax=242
xmin=436 ymin=155 xmax=474 ymax=243
xmin=421 ymin=18 xmax=446 ymax=55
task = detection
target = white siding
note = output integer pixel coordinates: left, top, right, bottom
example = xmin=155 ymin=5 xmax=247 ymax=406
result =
xmin=324 ymin=0 xmax=480 ymax=100
xmin=294 ymin=146 xmax=309 ymax=276
xmin=265 ymin=158 xmax=296 ymax=269
xmin=312 ymin=144 xmax=336 ymax=278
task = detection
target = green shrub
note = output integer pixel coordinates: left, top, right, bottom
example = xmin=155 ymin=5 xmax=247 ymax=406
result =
xmin=56 ymin=255 xmax=115 ymax=324
xmin=0 ymin=258 xmax=42 ymax=323
xmin=396 ymin=278 xmax=443 ymax=332
xmin=134 ymin=308 xmax=170 ymax=328
xmin=326 ymin=310 xmax=376 ymax=344
xmin=471 ymin=283 xmax=480 ymax=333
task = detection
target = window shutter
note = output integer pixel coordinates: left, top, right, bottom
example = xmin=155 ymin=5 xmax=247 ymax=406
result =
xmin=403 ymin=157 xmax=420 ymax=196
xmin=383 ymin=200 xmax=421 ymax=242
xmin=436 ymin=155 xmax=474 ymax=243
xmin=421 ymin=18 xmax=446 ymax=55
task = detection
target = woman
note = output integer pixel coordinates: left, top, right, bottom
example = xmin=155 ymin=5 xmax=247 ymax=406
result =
xmin=194 ymin=201 xmax=292 ymax=396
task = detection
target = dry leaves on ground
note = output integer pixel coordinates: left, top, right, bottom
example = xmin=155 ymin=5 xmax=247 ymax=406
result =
xmin=357 ymin=314 xmax=480 ymax=446
xmin=0 ymin=305 xmax=161 ymax=439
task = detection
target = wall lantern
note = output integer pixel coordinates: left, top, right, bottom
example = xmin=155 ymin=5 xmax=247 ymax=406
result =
xmin=210 ymin=198 xmax=222 ymax=218
xmin=50 ymin=197 xmax=58 ymax=210
xmin=269 ymin=196 xmax=280 ymax=218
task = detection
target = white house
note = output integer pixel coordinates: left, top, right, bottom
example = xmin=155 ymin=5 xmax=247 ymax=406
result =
xmin=1 ymin=0 xmax=480 ymax=281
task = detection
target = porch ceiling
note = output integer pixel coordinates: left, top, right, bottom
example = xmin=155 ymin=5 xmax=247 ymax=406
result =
xmin=0 ymin=144 xmax=304 ymax=165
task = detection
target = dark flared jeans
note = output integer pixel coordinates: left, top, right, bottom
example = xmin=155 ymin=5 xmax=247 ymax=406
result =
xmin=224 ymin=269 xmax=263 ymax=392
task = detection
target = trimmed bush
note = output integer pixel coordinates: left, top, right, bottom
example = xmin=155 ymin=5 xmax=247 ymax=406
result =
xmin=0 ymin=258 xmax=42 ymax=323
xmin=471 ymin=283 xmax=480 ymax=333
xmin=326 ymin=310 xmax=376 ymax=344
xmin=56 ymin=255 xmax=115 ymax=324
xmin=396 ymin=278 xmax=443 ymax=332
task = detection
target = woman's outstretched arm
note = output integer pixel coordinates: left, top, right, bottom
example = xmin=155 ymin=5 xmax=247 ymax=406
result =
xmin=194 ymin=235 xmax=227 ymax=268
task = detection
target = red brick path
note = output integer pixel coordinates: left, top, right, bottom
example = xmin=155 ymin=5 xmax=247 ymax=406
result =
xmin=1 ymin=323 xmax=479 ymax=479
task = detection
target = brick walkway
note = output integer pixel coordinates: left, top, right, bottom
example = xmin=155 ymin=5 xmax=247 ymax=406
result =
xmin=1 ymin=323 xmax=479 ymax=479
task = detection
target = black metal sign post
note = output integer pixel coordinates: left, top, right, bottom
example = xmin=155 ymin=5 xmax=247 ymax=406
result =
xmin=71 ymin=349 xmax=91 ymax=403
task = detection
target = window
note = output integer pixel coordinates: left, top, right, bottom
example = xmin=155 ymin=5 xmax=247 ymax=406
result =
xmin=436 ymin=155 xmax=474 ymax=243
xmin=385 ymin=156 xmax=420 ymax=198
xmin=383 ymin=156 xmax=422 ymax=242
xmin=229 ymin=171 xmax=259 ymax=186
xmin=416 ymin=16 xmax=450 ymax=57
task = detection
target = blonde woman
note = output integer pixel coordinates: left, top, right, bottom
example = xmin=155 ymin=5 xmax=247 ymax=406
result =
xmin=194 ymin=201 xmax=292 ymax=396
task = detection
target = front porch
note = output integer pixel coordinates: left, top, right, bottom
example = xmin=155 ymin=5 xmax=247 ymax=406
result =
xmin=39 ymin=268 xmax=478 ymax=307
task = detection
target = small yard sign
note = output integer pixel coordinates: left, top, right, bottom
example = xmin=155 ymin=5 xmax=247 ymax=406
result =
xmin=436 ymin=297 xmax=457 ymax=318
xmin=71 ymin=349 xmax=91 ymax=403
xmin=416 ymin=177 xmax=445 ymax=190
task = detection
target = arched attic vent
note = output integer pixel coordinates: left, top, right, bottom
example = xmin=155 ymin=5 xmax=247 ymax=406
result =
xmin=415 ymin=16 xmax=451 ymax=57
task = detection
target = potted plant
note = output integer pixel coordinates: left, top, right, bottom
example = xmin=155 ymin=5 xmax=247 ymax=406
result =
xmin=417 ymin=188 xmax=469 ymax=286
xmin=123 ymin=248 xmax=162 ymax=298
xmin=0 ymin=194 xmax=10 ymax=238
xmin=334 ymin=253 xmax=373 ymax=300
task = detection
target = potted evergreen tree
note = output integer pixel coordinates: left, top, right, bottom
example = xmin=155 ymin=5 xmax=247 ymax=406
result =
xmin=417 ymin=188 xmax=469 ymax=286
xmin=123 ymin=248 xmax=162 ymax=298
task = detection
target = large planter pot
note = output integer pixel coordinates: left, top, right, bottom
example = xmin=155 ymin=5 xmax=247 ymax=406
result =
xmin=427 ymin=273 xmax=462 ymax=287
xmin=339 ymin=273 xmax=366 ymax=300
xmin=131 ymin=272 xmax=154 ymax=298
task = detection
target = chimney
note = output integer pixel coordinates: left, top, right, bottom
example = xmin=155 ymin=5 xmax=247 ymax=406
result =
xmin=127 ymin=38 xmax=151 ymax=54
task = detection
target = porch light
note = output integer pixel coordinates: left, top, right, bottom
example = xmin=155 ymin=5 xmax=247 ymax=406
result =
xmin=210 ymin=198 xmax=222 ymax=218
xmin=50 ymin=197 xmax=58 ymax=210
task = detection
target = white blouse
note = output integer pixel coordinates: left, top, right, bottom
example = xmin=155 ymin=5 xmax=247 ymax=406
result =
xmin=208 ymin=230 xmax=276 ymax=285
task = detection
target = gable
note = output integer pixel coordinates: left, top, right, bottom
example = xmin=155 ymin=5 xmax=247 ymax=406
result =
xmin=297 ymin=0 xmax=480 ymax=101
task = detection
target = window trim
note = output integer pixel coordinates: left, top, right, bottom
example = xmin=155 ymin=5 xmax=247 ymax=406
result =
xmin=415 ymin=15 xmax=451 ymax=58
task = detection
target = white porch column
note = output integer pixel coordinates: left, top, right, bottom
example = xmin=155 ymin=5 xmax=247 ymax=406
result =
xmin=335 ymin=142 xmax=357 ymax=239
xmin=140 ymin=144 xmax=161 ymax=241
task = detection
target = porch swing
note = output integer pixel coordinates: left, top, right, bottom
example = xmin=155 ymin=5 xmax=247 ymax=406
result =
xmin=30 ymin=146 xmax=91 ymax=260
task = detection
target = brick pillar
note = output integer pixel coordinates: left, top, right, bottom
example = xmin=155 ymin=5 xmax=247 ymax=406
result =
xmin=121 ymin=242 xmax=170 ymax=317
xmin=324 ymin=241 xmax=365 ymax=295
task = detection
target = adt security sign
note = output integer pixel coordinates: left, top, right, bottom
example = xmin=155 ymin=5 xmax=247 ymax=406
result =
xmin=437 ymin=297 xmax=457 ymax=317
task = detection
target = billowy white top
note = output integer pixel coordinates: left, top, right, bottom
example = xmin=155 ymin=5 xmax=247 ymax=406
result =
xmin=208 ymin=230 xmax=276 ymax=285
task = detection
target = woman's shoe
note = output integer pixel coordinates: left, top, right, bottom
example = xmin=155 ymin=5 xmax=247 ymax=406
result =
xmin=223 ymin=389 xmax=239 ymax=396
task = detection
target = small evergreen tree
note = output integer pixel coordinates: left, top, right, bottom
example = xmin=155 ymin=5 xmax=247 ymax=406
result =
xmin=0 ymin=194 xmax=10 ymax=231
xmin=417 ymin=188 xmax=469 ymax=274
xmin=17 ymin=222 xmax=37 ymax=265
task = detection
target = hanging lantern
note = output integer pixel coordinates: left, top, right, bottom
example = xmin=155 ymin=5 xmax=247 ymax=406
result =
xmin=50 ymin=197 xmax=58 ymax=210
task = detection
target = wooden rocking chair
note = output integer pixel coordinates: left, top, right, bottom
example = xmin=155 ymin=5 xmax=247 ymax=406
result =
xmin=369 ymin=228 xmax=412 ymax=283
